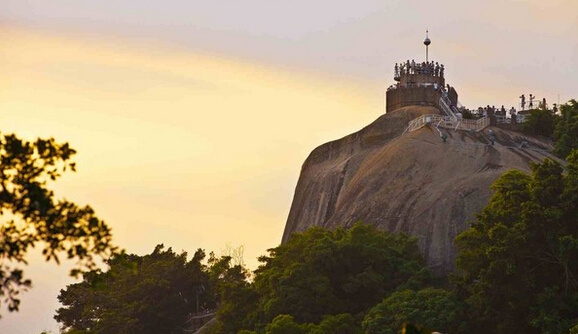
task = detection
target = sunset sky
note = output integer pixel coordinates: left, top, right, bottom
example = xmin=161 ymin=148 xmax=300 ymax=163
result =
xmin=1 ymin=1 xmax=577 ymax=333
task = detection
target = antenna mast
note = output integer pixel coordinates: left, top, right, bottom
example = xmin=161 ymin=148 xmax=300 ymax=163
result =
xmin=423 ymin=30 xmax=431 ymax=62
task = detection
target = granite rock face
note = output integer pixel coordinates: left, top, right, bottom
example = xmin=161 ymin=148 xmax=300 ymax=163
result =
xmin=283 ymin=106 xmax=558 ymax=274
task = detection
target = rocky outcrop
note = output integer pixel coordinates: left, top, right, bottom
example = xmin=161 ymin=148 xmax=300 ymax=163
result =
xmin=283 ymin=106 xmax=558 ymax=274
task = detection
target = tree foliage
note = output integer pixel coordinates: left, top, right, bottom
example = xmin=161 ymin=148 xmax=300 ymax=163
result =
xmin=454 ymin=153 xmax=578 ymax=334
xmin=255 ymin=313 xmax=361 ymax=334
xmin=218 ymin=223 xmax=432 ymax=333
xmin=55 ymin=245 xmax=212 ymax=334
xmin=522 ymin=108 xmax=557 ymax=138
xmin=554 ymin=99 xmax=578 ymax=157
xmin=0 ymin=133 xmax=116 ymax=314
xmin=362 ymin=288 xmax=463 ymax=334
xmin=208 ymin=251 xmax=257 ymax=334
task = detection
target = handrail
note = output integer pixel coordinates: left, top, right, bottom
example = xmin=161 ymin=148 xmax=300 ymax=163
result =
xmin=439 ymin=95 xmax=457 ymax=120
xmin=407 ymin=114 xmax=489 ymax=133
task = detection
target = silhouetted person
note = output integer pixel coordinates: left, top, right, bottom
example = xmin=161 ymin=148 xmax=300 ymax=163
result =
xmin=520 ymin=94 xmax=526 ymax=110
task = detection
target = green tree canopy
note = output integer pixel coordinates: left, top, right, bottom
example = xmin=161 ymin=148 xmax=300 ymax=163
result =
xmin=454 ymin=153 xmax=578 ymax=334
xmin=207 ymin=251 xmax=257 ymax=334
xmin=554 ymin=99 xmax=578 ymax=157
xmin=255 ymin=224 xmax=430 ymax=323
xmin=0 ymin=133 xmax=116 ymax=314
xmin=522 ymin=108 xmax=557 ymax=138
xmin=256 ymin=313 xmax=361 ymax=334
xmin=219 ymin=223 xmax=432 ymax=333
xmin=55 ymin=245 xmax=211 ymax=334
xmin=362 ymin=288 xmax=463 ymax=334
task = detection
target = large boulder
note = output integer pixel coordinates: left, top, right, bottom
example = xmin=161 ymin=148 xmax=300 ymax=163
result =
xmin=283 ymin=106 xmax=558 ymax=274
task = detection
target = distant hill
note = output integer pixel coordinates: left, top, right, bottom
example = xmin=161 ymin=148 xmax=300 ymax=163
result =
xmin=283 ymin=106 xmax=559 ymax=274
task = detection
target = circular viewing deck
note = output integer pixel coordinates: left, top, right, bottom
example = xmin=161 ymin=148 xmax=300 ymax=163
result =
xmin=394 ymin=60 xmax=445 ymax=87
xmin=386 ymin=60 xmax=456 ymax=113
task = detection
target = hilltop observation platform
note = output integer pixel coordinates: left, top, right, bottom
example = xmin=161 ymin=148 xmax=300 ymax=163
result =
xmin=386 ymin=60 xmax=459 ymax=115
xmin=385 ymin=33 xmax=544 ymax=136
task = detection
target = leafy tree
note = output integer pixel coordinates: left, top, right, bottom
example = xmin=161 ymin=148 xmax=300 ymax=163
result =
xmin=209 ymin=252 xmax=258 ymax=334
xmin=362 ymin=288 xmax=463 ymax=334
xmin=220 ymin=223 xmax=431 ymax=333
xmin=256 ymin=224 xmax=430 ymax=323
xmin=55 ymin=245 xmax=210 ymax=334
xmin=522 ymin=108 xmax=557 ymax=138
xmin=554 ymin=99 xmax=578 ymax=157
xmin=454 ymin=153 xmax=578 ymax=334
xmin=265 ymin=315 xmax=310 ymax=334
xmin=244 ymin=314 xmax=361 ymax=334
xmin=0 ymin=133 xmax=116 ymax=315
xmin=315 ymin=313 xmax=361 ymax=334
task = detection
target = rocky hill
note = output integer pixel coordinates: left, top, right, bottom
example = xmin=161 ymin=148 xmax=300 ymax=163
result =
xmin=283 ymin=106 xmax=559 ymax=274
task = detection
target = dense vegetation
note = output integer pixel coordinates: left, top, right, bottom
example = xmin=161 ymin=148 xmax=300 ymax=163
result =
xmin=54 ymin=224 xmax=458 ymax=333
xmin=522 ymin=108 xmax=557 ymax=138
xmin=55 ymin=245 xmax=247 ymax=334
xmin=554 ymin=100 xmax=578 ymax=157
xmin=454 ymin=153 xmax=578 ymax=333
xmin=521 ymin=99 xmax=578 ymax=158
xmin=56 ymin=245 xmax=207 ymax=334
xmin=223 ymin=224 xmax=440 ymax=333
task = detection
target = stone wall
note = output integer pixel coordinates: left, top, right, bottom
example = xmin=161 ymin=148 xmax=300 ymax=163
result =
xmin=386 ymin=86 xmax=443 ymax=113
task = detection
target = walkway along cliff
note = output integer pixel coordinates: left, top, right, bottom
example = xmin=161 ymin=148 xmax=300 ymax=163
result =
xmin=282 ymin=35 xmax=559 ymax=274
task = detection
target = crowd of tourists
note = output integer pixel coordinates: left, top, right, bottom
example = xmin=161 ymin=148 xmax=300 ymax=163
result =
xmin=394 ymin=60 xmax=444 ymax=79
xmin=470 ymin=94 xmax=557 ymax=123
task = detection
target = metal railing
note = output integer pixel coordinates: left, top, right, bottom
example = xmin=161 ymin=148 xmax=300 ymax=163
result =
xmin=439 ymin=95 xmax=458 ymax=120
xmin=407 ymin=114 xmax=489 ymax=133
xmin=495 ymin=115 xmax=511 ymax=124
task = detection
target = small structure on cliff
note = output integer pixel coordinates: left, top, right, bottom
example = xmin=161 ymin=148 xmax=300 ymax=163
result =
xmin=387 ymin=32 xmax=493 ymax=134
xmin=386 ymin=32 xmax=460 ymax=119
